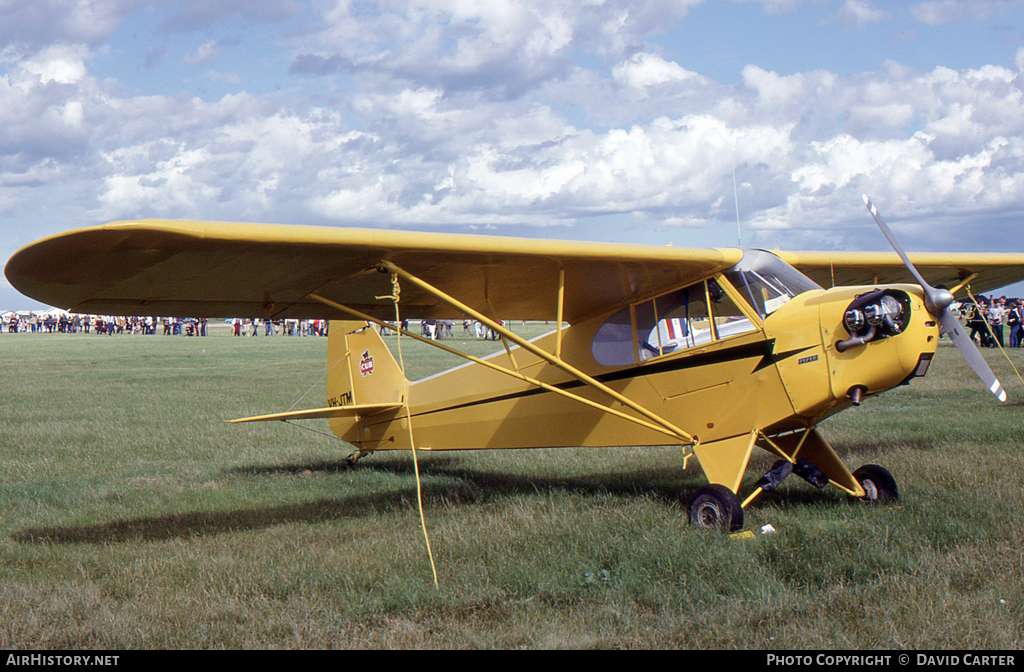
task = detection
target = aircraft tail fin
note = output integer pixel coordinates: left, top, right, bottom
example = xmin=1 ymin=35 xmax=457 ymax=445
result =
xmin=327 ymin=320 xmax=409 ymax=409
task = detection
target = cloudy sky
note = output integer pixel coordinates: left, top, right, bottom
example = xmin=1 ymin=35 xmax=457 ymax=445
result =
xmin=4 ymin=0 xmax=1024 ymax=308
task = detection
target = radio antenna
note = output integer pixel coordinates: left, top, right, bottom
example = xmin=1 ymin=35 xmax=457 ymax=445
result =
xmin=732 ymin=165 xmax=741 ymax=247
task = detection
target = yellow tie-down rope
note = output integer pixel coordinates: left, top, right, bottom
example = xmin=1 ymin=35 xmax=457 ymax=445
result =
xmin=965 ymin=286 xmax=1024 ymax=391
xmin=377 ymin=272 xmax=440 ymax=587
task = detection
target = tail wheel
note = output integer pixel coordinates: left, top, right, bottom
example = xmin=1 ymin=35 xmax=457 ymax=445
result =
xmin=853 ymin=464 xmax=899 ymax=504
xmin=688 ymin=484 xmax=744 ymax=532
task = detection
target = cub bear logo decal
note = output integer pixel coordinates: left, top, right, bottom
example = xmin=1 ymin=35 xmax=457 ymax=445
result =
xmin=359 ymin=350 xmax=374 ymax=377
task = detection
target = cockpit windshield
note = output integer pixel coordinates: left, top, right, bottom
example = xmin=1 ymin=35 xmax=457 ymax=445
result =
xmin=722 ymin=250 xmax=822 ymax=319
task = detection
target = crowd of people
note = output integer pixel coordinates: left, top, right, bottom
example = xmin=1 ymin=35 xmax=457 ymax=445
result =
xmin=231 ymin=318 xmax=327 ymax=337
xmin=0 ymin=312 xmax=138 ymax=334
xmin=0 ymin=312 xmax=330 ymax=337
xmin=3 ymin=296 xmax=1023 ymax=348
xmin=418 ymin=319 xmax=504 ymax=341
xmin=958 ymin=296 xmax=1024 ymax=348
xmin=0 ymin=310 xmax=517 ymax=342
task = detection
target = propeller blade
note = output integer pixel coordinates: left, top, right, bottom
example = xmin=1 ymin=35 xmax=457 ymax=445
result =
xmin=862 ymin=195 xmax=929 ymax=289
xmin=862 ymin=195 xmax=953 ymax=314
xmin=939 ymin=311 xmax=1007 ymax=402
xmin=863 ymin=195 xmax=1006 ymax=402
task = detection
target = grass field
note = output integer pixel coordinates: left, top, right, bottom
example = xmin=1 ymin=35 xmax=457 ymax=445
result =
xmin=1 ymin=324 xmax=1022 ymax=649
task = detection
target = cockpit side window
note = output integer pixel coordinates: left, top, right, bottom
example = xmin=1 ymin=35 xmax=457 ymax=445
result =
xmin=637 ymin=285 xmax=710 ymax=360
xmin=592 ymin=277 xmax=759 ymax=366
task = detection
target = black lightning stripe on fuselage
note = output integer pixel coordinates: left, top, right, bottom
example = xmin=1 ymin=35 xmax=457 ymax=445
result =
xmin=403 ymin=338 xmax=813 ymax=421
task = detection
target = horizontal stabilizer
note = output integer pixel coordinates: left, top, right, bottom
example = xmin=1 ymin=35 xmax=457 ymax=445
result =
xmin=227 ymin=402 xmax=404 ymax=424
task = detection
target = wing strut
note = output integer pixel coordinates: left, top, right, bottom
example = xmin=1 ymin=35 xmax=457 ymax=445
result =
xmin=307 ymin=272 xmax=696 ymax=446
xmin=555 ymin=267 xmax=566 ymax=360
xmin=308 ymin=292 xmax=690 ymax=443
xmin=376 ymin=260 xmax=697 ymax=445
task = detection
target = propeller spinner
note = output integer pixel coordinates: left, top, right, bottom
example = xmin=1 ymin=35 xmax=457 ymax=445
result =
xmin=862 ymin=195 xmax=1007 ymax=402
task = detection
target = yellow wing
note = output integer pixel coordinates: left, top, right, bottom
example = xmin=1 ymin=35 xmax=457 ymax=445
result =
xmin=779 ymin=250 xmax=1024 ymax=296
xmin=4 ymin=219 xmax=741 ymax=323
xmin=6 ymin=219 xmax=1024 ymax=323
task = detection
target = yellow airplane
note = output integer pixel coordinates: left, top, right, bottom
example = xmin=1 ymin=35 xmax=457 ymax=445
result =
xmin=6 ymin=197 xmax=1024 ymax=532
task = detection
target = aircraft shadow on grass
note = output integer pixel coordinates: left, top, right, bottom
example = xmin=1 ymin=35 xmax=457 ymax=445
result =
xmin=11 ymin=450 xmax=865 ymax=546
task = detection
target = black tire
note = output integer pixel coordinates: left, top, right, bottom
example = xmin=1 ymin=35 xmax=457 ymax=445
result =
xmin=853 ymin=464 xmax=898 ymax=504
xmin=688 ymin=484 xmax=744 ymax=532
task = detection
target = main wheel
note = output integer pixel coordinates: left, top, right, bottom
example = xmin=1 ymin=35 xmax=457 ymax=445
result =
xmin=853 ymin=464 xmax=898 ymax=504
xmin=688 ymin=484 xmax=744 ymax=532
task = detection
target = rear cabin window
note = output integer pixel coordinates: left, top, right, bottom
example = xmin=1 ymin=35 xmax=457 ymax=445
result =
xmin=592 ymin=278 xmax=757 ymax=367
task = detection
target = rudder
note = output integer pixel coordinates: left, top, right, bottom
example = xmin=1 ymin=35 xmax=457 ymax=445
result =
xmin=327 ymin=320 xmax=408 ymax=409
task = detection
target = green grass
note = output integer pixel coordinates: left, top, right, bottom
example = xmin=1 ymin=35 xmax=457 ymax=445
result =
xmin=1 ymin=325 xmax=1022 ymax=648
